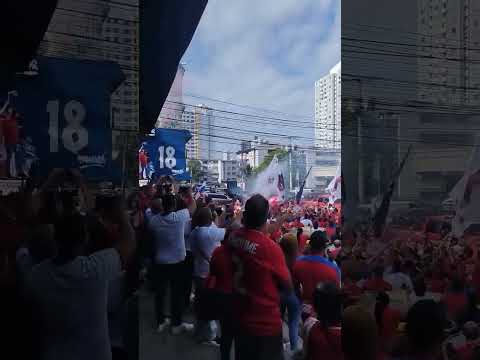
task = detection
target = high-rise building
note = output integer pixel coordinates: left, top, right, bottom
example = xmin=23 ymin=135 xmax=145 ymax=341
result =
xmin=39 ymin=1 xmax=139 ymax=132
xmin=37 ymin=0 xmax=140 ymax=185
xmin=157 ymin=64 xmax=185 ymax=128
xmin=315 ymin=62 xmax=341 ymax=149
xmin=104 ymin=2 xmax=140 ymax=131
xmin=182 ymin=109 xmax=200 ymax=160
xmin=417 ymin=0 xmax=480 ymax=106
xmin=195 ymin=104 xmax=215 ymax=161
xmin=39 ymin=0 xmax=109 ymax=60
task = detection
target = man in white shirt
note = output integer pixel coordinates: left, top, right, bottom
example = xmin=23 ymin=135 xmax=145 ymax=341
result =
xmin=189 ymin=207 xmax=225 ymax=345
xmin=301 ymin=216 xmax=313 ymax=228
xmin=24 ymin=209 xmax=135 ymax=360
xmin=384 ymin=260 xmax=413 ymax=293
xmin=146 ymin=194 xmax=195 ymax=334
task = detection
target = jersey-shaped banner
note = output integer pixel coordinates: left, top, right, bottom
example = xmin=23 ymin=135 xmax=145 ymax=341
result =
xmin=2 ymin=56 xmax=124 ymax=182
xmin=144 ymin=128 xmax=191 ymax=181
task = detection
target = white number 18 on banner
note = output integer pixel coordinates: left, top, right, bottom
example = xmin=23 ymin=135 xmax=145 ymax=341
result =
xmin=47 ymin=99 xmax=89 ymax=154
xmin=158 ymin=145 xmax=177 ymax=169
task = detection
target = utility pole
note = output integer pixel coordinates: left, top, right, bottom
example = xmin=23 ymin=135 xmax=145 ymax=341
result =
xmin=288 ymin=136 xmax=294 ymax=193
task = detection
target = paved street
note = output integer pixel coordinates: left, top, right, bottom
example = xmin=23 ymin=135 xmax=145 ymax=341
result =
xmin=139 ymin=287 xmax=299 ymax=360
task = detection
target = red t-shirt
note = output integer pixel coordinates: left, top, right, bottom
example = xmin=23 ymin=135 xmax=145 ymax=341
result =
xmin=1 ymin=114 xmax=19 ymax=145
xmin=379 ymin=306 xmax=402 ymax=344
xmin=326 ymin=226 xmax=336 ymax=240
xmin=363 ymin=278 xmax=393 ymax=292
xmin=209 ymin=245 xmax=234 ymax=294
xmin=428 ymin=278 xmax=446 ymax=293
xmin=139 ymin=152 xmax=147 ymax=167
xmin=298 ymin=234 xmax=309 ymax=253
xmin=293 ymin=254 xmax=341 ymax=303
xmin=457 ymin=343 xmax=477 ymax=360
xmin=228 ymin=228 xmax=291 ymax=336
xmin=343 ymin=282 xmax=363 ymax=300
xmin=270 ymin=229 xmax=282 ymax=243
xmin=442 ymin=292 xmax=468 ymax=320
xmin=306 ymin=323 xmax=343 ymax=360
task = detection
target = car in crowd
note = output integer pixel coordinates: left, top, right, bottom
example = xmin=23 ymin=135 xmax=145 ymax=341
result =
xmin=205 ymin=192 xmax=233 ymax=206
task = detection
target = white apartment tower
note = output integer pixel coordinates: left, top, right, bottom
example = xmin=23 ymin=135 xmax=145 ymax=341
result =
xmin=182 ymin=109 xmax=200 ymax=160
xmin=104 ymin=1 xmax=140 ymax=131
xmin=417 ymin=0 xmax=480 ymax=106
xmin=157 ymin=64 xmax=186 ymax=129
xmin=315 ymin=62 xmax=341 ymax=149
xmin=195 ymin=105 xmax=215 ymax=161
xmin=179 ymin=104 xmax=215 ymax=161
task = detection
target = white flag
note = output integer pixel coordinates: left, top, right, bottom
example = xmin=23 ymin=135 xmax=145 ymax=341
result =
xmin=326 ymin=162 xmax=341 ymax=204
xmin=254 ymin=156 xmax=286 ymax=201
xmin=451 ymin=137 xmax=480 ymax=237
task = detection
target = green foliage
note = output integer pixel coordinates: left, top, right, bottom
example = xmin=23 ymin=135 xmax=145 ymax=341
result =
xmin=188 ymin=160 xmax=203 ymax=182
xmin=253 ymin=148 xmax=289 ymax=175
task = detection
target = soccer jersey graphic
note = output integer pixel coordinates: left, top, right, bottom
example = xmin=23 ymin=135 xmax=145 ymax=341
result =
xmin=1 ymin=56 xmax=124 ymax=181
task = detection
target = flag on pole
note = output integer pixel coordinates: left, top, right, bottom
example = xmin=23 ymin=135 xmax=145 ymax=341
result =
xmin=326 ymin=162 xmax=341 ymax=204
xmin=194 ymin=181 xmax=207 ymax=200
xmin=254 ymin=155 xmax=286 ymax=201
xmin=296 ymin=166 xmax=313 ymax=204
xmin=451 ymin=137 xmax=480 ymax=237
xmin=372 ymin=145 xmax=412 ymax=237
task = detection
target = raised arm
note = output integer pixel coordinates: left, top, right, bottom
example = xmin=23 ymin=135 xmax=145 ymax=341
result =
xmin=70 ymin=169 xmax=94 ymax=211
xmin=112 ymin=199 xmax=136 ymax=267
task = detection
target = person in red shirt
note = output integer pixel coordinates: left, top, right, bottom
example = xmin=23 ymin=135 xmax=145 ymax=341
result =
xmin=297 ymin=227 xmax=309 ymax=254
xmin=270 ymin=228 xmax=282 ymax=243
xmin=426 ymin=267 xmax=446 ymax=293
xmin=303 ymin=282 xmax=343 ymax=360
xmin=402 ymin=300 xmax=447 ymax=360
xmin=326 ymin=221 xmax=336 ymax=240
xmin=209 ymin=240 xmax=235 ymax=360
xmin=442 ymin=277 xmax=468 ymax=322
xmin=374 ymin=292 xmax=402 ymax=352
xmin=363 ymin=266 xmax=393 ymax=293
xmin=294 ymin=230 xmax=341 ymax=304
xmin=2 ymin=108 xmax=20 ymax=178
xmin=342 ymin=306 xmax=380 ymax=360
xmin=227 ymin=194 xmax=292 ymax=360
xmin=342 ymin=274 xmax=363 ymax=307
xmin=138 ymin=150 xmax=148 ymax=179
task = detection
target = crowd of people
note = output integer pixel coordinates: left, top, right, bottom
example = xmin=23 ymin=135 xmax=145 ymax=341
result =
xmin=1 ymin=169 xmax=139 ymax=360
xmin=131 ymin=177 xmax=480 ymax=360
xmin=3 ymin=172 xmax=480 ymax=360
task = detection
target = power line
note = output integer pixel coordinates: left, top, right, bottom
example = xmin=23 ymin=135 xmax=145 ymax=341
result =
xmin=343 ymin=36 xmax=480 ymax=52
xmin=184 ymin=93 xmax=313 ymax=120
xmin=344 ymin=23 xmax=480 ymax=47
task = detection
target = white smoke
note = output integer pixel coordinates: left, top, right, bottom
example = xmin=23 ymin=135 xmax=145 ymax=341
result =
xmin=248 ymin=155 xmax=288 ymax=201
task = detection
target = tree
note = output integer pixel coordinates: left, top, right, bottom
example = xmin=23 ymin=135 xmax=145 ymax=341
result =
xmin=253 ymin=148 xmax=289 ymax=175
xmin=188 ymin=160 xmax=203 ymax=183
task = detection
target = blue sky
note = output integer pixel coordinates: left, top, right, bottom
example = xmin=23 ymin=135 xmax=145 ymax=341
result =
xmin=182 ymin=0 xmax=340 ymax=155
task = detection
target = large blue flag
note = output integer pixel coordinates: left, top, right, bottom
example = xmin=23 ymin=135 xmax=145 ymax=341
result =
xmin=144 ymin=128 xmax=192 ymax=181
xmin=2 ymin=56 xmax=124 ymax=182
xmin=139 ymin=0 xmax=208 ymax=135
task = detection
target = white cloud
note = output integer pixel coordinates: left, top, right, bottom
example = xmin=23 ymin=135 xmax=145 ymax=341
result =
xmin=182 ymin=0 xmax=340 ymax=150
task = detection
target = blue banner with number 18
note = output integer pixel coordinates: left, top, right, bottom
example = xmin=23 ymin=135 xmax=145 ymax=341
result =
xmin=143 ymin=128 xmax=191 ymax=181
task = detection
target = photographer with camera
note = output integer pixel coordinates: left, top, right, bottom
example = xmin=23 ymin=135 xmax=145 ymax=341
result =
xmin=146 ymin=177 xmax=196 ymax=335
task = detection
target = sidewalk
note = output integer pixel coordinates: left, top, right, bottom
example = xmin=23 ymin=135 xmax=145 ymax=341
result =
xmin=139 ymin=288 xmax=299 ymax=360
